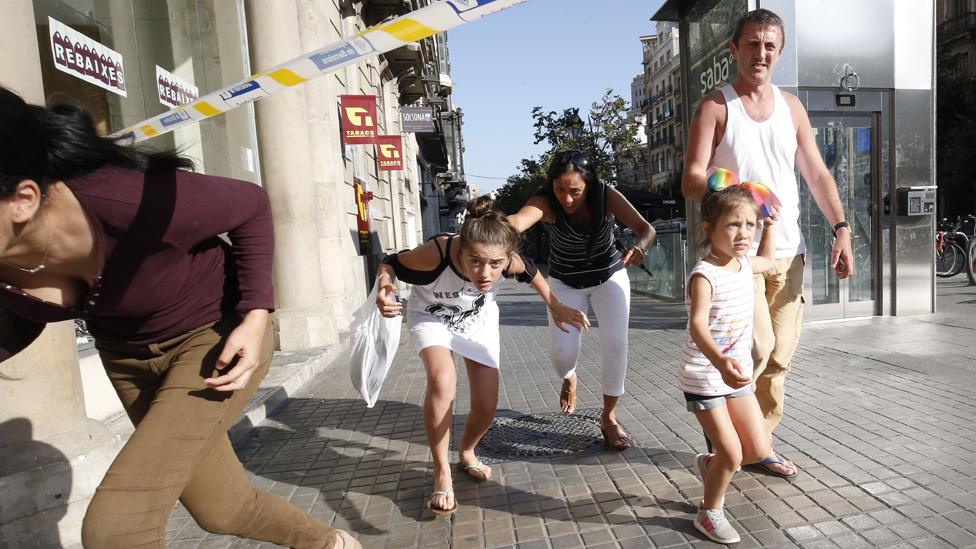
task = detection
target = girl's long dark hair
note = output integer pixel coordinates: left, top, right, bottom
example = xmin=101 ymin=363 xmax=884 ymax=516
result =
xmin=0 ymin=87 xmax=194 ymax=197
xmin=537 ymin=149 xmax=607 ymax=262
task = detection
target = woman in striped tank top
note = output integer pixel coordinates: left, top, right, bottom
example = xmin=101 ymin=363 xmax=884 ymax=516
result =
xmin=508 ymin=150 xmax=655 ymax=449
xmin=681 ymin=185 xmax=776 ymax=544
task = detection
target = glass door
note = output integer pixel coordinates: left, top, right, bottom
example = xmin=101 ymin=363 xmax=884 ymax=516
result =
xmin=799 ymin=113 xmax=878 ymax=320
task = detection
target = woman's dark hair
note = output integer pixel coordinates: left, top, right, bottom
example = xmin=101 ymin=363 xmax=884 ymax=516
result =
xmin=0 ymin=87 xmax=194 ymax=198
xmin=699 ymin=186 xmax=759 ymax=249
xmin=538 ymin=149 xmax=607 ymax=261
xmin=731 ymin=8 xmax=785 ymax=51
xmin=460 ymin=195 xmax=520 ymax=255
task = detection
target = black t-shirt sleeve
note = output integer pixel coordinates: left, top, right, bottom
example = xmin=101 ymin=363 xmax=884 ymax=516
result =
xmin=503 ymin=254 xmax=538 ymax=284
xmin=381 ymin=253 xmax=441 ymax=285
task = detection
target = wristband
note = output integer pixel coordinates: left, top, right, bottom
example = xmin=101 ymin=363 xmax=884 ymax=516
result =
xmin=832 ymin=221 xmax=850 ymax=237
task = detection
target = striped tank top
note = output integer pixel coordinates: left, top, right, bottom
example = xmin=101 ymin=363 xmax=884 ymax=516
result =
xmin=678 ymin=257 xmax=754 ymax=396
xmin=546 ymin=212 xmax=622 ymax=289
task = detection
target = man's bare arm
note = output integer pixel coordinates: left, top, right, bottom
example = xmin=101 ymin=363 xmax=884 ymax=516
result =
xmin=681 ymin=93 xmax=725 ymax=201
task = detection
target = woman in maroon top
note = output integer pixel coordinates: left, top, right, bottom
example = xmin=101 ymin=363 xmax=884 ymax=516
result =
xmin=0 ymin=88 xmax=357 ymax=548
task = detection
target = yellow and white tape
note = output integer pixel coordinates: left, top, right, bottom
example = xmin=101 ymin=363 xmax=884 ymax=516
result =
xmin=111 ymin=0 xmax=528 ymax=143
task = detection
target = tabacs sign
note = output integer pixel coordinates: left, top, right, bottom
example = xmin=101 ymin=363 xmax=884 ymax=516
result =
xmin=376 ymin=135 xmax=403 ymax=171
xmin=340 ymin=95 xmax=378 ymax=144
xmin=49 ymin=17 xmax=126 ymax=97
xmin=156 ymin=66 xmax=199 ymax=108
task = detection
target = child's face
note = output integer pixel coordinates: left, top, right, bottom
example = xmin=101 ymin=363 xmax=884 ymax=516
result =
xmin=705 ymin=203 xmax=759 ymax=259
xmin=460 ymin=242 xmax=510 ymax=292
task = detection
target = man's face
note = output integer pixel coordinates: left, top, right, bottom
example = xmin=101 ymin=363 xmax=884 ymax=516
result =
xmin=730 ymin=22 xmax=782 ymax=85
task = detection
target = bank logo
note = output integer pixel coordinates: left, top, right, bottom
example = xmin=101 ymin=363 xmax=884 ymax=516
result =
xmin=346 ymin=106 xmax=374 ymax=128
xmin=160 ymin=109 xmax=192 ymax=128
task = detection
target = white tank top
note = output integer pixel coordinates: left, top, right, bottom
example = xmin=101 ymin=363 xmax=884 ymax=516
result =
xmin=712 ymin=84 xmax=805 ymax=259
xmin=679 ymin=257 xmax=754 ymax=396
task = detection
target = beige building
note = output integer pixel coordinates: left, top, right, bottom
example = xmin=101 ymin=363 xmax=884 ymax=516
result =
xmin=0 ymin=1 xmax=466 ymax=546
xmin=642 ymin=20 xmax=682 ymax=196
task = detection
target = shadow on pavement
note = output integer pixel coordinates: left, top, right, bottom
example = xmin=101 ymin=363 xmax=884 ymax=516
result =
xmin=238 ymin=397 xmax=700 ymax=539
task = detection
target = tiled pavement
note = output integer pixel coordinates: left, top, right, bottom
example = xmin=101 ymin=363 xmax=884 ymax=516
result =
xmin=169 ymin=276 xmax=976 ymax=548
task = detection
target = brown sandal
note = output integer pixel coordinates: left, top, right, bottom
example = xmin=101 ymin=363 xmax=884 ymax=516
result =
xmin=601 ymin=422 xmax=631 ymax=450
xmin=559 ymin=378 xmax=577 ymax=415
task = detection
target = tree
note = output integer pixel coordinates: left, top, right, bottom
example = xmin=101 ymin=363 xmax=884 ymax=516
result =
xmin=492 ymin=89 xmax=642 ymax=214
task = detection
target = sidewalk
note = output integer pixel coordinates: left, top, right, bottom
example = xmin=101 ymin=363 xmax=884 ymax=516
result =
xmin=170 ymin=276 xmax=976 ymax=548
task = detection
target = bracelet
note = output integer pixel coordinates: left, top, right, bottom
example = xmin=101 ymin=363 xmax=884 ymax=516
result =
xmin=832 ymin=221 xmax=850 ymax=237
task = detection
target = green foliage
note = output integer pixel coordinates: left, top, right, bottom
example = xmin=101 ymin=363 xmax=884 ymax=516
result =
xmin=493 ymin=89 xmax=642 ymax=214
xmin=937 ymin=55 xmax=976 ymax=217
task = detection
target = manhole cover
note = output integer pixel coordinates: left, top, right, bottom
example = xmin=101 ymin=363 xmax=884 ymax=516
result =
xmin=472 ymin=408 xmax=604 ymax=464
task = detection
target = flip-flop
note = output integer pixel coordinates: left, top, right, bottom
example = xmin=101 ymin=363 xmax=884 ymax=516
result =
xmin=428 ymin=488 xmax=458 ymax=516
xmin=457 ymin=460 xmax=492 ymax=482
xmin=559 ymin=378 xmax=576 ymax=415
xmin=601 ymin=422 xmax=631 ymax=450
xmin=751 ymin=453 xmax=797 ymax=478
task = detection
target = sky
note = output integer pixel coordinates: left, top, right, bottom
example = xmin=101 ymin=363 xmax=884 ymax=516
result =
xmin=447 ymin=0 xmax=667 ymax=193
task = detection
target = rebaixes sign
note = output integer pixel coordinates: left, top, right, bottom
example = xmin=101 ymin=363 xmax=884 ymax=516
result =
xmin=49 ymin=17 xmax=127 ymax=97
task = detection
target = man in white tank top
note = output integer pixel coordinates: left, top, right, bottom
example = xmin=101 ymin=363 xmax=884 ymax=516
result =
xmin=681 ymin=9 xmax=854 ymax=478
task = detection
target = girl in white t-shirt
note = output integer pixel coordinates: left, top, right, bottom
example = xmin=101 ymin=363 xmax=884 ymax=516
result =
xmin=375 ymin=196 xmax=589 ymax=516
xmin=680 ymin=184 xmax=777 ymax=544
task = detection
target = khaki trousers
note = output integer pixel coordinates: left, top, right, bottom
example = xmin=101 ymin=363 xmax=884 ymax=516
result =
xmin=81 ymin=318 xmax=337 ymax=549
xmin=751 ymin=255 xmax=805 ymax=434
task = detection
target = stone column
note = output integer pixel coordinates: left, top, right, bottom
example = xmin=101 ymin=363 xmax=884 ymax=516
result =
xmin=245 ymin=0 xmax=335 ymax=350
xmin=0 ymin=6 xmax=119 ymax=548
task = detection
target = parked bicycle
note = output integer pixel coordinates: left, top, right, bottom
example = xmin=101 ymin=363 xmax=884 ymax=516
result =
xmin=935 ymin=217 xmax=967 ymax=278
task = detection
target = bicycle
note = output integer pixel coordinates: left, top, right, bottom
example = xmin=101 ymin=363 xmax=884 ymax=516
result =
xmin=936 ymin=218 xmax=967 ymax=278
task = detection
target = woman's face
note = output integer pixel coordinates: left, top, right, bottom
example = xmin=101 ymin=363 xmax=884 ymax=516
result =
xmin=460 ymin=242 xmax=510 ymax=292
xmin=552 ymin=172 xmax=587 ymax=215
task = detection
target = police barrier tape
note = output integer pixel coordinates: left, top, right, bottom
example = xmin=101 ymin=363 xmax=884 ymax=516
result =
xmin=110 ymin=0 xmax=528 ymax=143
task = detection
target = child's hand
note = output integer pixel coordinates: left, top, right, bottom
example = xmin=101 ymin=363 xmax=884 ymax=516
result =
xmin=717 ymin=357 xmax=751 ymax=389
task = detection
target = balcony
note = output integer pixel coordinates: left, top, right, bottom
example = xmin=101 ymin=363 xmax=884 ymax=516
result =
xmin=939 ymin=12 xmax=976 ymax=44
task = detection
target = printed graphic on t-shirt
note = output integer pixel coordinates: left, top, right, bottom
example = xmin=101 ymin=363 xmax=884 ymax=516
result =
xmin=425 ymin=292 xmax=487 ymax=333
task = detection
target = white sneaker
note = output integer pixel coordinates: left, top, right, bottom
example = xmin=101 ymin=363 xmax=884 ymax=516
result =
xmin=694 ymin=508 xmax=741 ymax=544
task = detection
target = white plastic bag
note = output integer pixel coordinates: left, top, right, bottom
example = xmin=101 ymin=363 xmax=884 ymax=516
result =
xmin=349 ymin=280 xmax=402 ymax=407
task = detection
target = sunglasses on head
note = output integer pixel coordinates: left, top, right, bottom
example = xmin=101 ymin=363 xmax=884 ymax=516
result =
xmin=563 ymin=150 xmax=590 ymax=168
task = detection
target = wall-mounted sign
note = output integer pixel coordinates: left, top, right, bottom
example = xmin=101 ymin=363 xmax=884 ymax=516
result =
xmin=400 ymin=106 xmax=434 ymax=133
xmin=48 ymin=17 xmax=126 ymax=97
xmin=354 ymin=178 xmax=373 ymax=255
xmin=376 ymin=135 xmax=404 ymax=171
xmin=156 ymin=66 xmax=199 ymax=108
xmin=341 ymin=95 xmax=378 ymax=144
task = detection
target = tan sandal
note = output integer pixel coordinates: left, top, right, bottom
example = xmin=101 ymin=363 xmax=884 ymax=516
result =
xmin=428 ymin=488 xmax=458 ymax=516
xmin=457 ymin=460 xmax=492 ymax=482
xmin=601 ymin=421 xmax=631 ymax=450
xmin=559 ymin=377 xmax=577 ymax=415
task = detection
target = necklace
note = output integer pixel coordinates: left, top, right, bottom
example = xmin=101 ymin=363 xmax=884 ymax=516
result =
xmin=1 ymin=213 xmax=52 ymax=274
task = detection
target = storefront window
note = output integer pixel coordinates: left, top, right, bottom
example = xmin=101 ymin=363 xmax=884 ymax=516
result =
xmin=684 ymin=0 xmax=748 ymax=109
xmin=34 ymin=0 xmax=259 ymax=183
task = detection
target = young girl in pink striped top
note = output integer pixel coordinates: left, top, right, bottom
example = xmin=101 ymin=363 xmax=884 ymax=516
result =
xmin=680 ymin=185 xmax=777 ymax=544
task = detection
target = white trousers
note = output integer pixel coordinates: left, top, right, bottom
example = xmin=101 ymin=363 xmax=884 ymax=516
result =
xmin=547 ymin=268 xmax=630 ymax=397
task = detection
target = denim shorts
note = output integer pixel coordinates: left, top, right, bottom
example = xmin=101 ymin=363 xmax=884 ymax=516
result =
xmin=684 ymin=384 xmax=755 ymax=412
